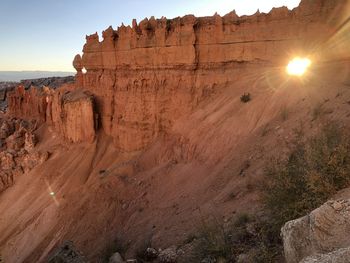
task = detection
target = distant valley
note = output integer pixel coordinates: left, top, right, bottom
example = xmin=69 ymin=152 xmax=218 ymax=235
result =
xmin=0 ymin=71 xmax=74 ymax=82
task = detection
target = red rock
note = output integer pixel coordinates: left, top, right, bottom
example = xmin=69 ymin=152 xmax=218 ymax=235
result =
xmin=6 ymin=0 xmax=350 ymax=152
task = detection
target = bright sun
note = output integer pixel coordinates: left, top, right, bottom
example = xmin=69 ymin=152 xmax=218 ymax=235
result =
xmin=286 ymin=57 xmax=312 ymax=76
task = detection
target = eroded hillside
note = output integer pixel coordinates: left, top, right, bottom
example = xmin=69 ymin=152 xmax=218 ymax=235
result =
xmin=0 ymin=0 xmax=350 ymax=262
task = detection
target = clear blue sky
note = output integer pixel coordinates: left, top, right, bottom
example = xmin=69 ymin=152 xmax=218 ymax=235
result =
xmin=0 ymin=0 xmax=301 ymax=72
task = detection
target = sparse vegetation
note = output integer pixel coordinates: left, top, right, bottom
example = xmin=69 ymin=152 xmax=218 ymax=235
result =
xmin=190 ymin=121 xmax=350 ymax=263
xmin=261 ymin=124 xmax=270 ymax=137
xmin=280 ymin=106 xmax=289 ymax=121
xmin=192 ymin=214 xmax=282 ymax=262
xmin=240 ymin=93 xmax=251 ymax=103
xmin=103 ymin=237 xmax=129 ymax=263
xmin=135 ymin=238 xmax=153 ymax=262
xmin=312 ymin=103 xmax=324 ymax=120
xmin=264 ymin=121 xmax=350 ymax=229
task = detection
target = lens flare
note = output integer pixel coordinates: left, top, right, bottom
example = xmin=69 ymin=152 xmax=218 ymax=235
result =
xmin=286 ymin=57 xmax=312 ymax=76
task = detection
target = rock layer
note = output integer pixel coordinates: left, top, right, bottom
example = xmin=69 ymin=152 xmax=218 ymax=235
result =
xmin=48 ymin=89 xmax=96 ymax=143
xmin=281 ymin=199 xmax=350 ymax=263
xmin=69 ymin=0 xmax=350 ymax=151
xmin=0 ymin=118 xmax=47 ymax=193
xmin=301 ymin=247 xmax=350 ymax=263
xmin=7 ymin=0 xmax=350 ymax=152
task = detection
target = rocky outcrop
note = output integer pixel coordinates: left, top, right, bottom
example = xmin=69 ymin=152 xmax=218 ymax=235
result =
xmin=8 ymin=86 xmax=96 ymax=143
xmin=20 ymin=76 xmax=74 ymax=90
xmin=6 ymin=0 xmax=350 ymax=151
xmin=48 ymin=89 xmax=96 ymax=143
xmin=71 ymin=0 xmax=349 ymax=151
xmin=7 ymin=85 xmax=48 ymax=122
xmin=300 ymin=247 xmax=350 ymax=263
xmin=0 ymin=119 xmax=48 ymax=193
xmin=0 ymin=82 xmax=18 ymax=112
xmin=281 ymin=199 xmax=350 ymax=263
xmin=48 ymin=241 xmax=86 ymax=263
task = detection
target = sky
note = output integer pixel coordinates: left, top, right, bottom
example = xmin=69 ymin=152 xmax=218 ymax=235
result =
xmin=0 ymin=0 xmax=301 ymax=72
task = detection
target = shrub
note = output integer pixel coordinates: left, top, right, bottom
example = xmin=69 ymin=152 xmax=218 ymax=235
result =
xmin=281 ymin=106 xmax=289 ymax=121
xmin=192 ymin=214 xmax=280 ymax=262
xmin=312 ymin=103 xmax=323 ymax=120
xmin=264 ymin=121 xmax=350 ymax=229
xmin=240 ymin=93 xmax=251 ymax=103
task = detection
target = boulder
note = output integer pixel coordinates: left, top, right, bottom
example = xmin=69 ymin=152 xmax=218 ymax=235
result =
xmin=109 ymin=252 xmax=124 ymax=263
xmin=158 ymin=246 xmax=177 ymax=263
xmin=300 ymin=247 xmax=350 ymax=263
xmin=281 ymin=199 xmax=350 ymax=263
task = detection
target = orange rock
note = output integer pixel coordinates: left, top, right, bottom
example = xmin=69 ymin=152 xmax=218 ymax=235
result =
xmin=6 ymin=0 xmax=350 ymax=152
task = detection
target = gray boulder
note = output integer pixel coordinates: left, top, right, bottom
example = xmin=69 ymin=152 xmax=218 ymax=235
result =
xmin=281 ymin=199 xmax=350 ymax=263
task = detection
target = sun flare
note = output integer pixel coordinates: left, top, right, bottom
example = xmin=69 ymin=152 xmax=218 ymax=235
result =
xmin=286 ymin=57 xmax=312 ymax=76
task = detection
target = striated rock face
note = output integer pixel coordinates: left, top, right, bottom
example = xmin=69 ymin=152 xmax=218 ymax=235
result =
xmin=8 ymin=85 xmax=96 ymax=143
xmin=6 ymin=0 xmax=350 ymax=151
xmin=7 ymin=85 xmax=48 ymax=122
xmin=281 ymin=199 xmax=350 ymax=263
xmin=71 ymin=0 xmax=349 ymax=151
xmin=48 ymin=89 xmax=96 ymax=143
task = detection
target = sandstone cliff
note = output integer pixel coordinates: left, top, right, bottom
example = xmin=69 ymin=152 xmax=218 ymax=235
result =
xmin=7 ymin=0 xmax=350 ymax=152
xmin=73 ymin=0 xmax=347 ymax=152
xmin=1 ymin=0 xmax=350 ymax=262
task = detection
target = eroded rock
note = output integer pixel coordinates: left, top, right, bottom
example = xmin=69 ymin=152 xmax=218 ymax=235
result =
xmin=282 ymin=199 xmax=350 ymax=263
xmin=300 ymin=247 xmax=350 ymax=263
xmin=0 ymin=119 xmax=47 ymax=194
xmin=158 ymin=246 xmax=178 ymax=263
xmin=6 ymin=0 xmax=349 ymax=152
xmin=108 ymin=252 xmax=124 ymax=263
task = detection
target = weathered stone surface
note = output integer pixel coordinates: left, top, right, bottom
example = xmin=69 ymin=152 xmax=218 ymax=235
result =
xmin=0 ymin=120 xmax=14 ymax=139
xmin=281 ymin=199 xmax=350 ymax=263
xmin=6 ymin=0 xmax=350 ymax=151
xmin=48 ymin=241 xmax=86 ymax=263
xmin=24 ymin=131 xmax=37 ymax=151
xmin=71 ymin=0 xmax=350 ymax=151
xmin=7 ymin=85 xmax=48 ymax=122
xmin=0 ymin=119 xmax=46 ymax=193
xmin=48 ymin=89 xmax=96 ymax=143
xmin=158 ymin=246 xmax=178 ymax=263
xmin=300 ymin=247 xmax=350 ymax=263
xmin=108 ymin=252 xmax=124 ymax=263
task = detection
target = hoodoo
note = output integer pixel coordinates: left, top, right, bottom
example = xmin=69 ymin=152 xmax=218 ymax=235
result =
xmin=1 ymin=0 xmax=350 ymax=262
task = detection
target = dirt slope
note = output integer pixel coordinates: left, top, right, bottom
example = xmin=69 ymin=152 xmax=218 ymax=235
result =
xmin=0 ymin=59 xmax=350 ymax=262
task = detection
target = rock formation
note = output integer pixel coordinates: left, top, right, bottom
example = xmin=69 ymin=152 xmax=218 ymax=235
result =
xmin=301 ymin=247 xmax=350 ymax=263
xmin=1 ymin=1 xmax=350 ymax=261
xmin=282 ymin=199 xmax=350 ymax=263
xmin=6 ymin=0 xmax=350 ymax=152
xmin=48 ymin=89 xmax=96 ymax=143
xmin=0 ymin=118 xmax=47 ymax=193
xmin=47 ymin=241 xmax=86 ymax=263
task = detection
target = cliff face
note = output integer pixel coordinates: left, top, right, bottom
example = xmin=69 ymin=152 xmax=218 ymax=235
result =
xmin=72 ymin=0 xmax=348 ymax=151
xmin=48 ymin=89 xmax=96 ymax=143
xmin=7 ymin=0 xmax=350 ymax=152
xmin=1 ymin=1 xmax=350 ymax=262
